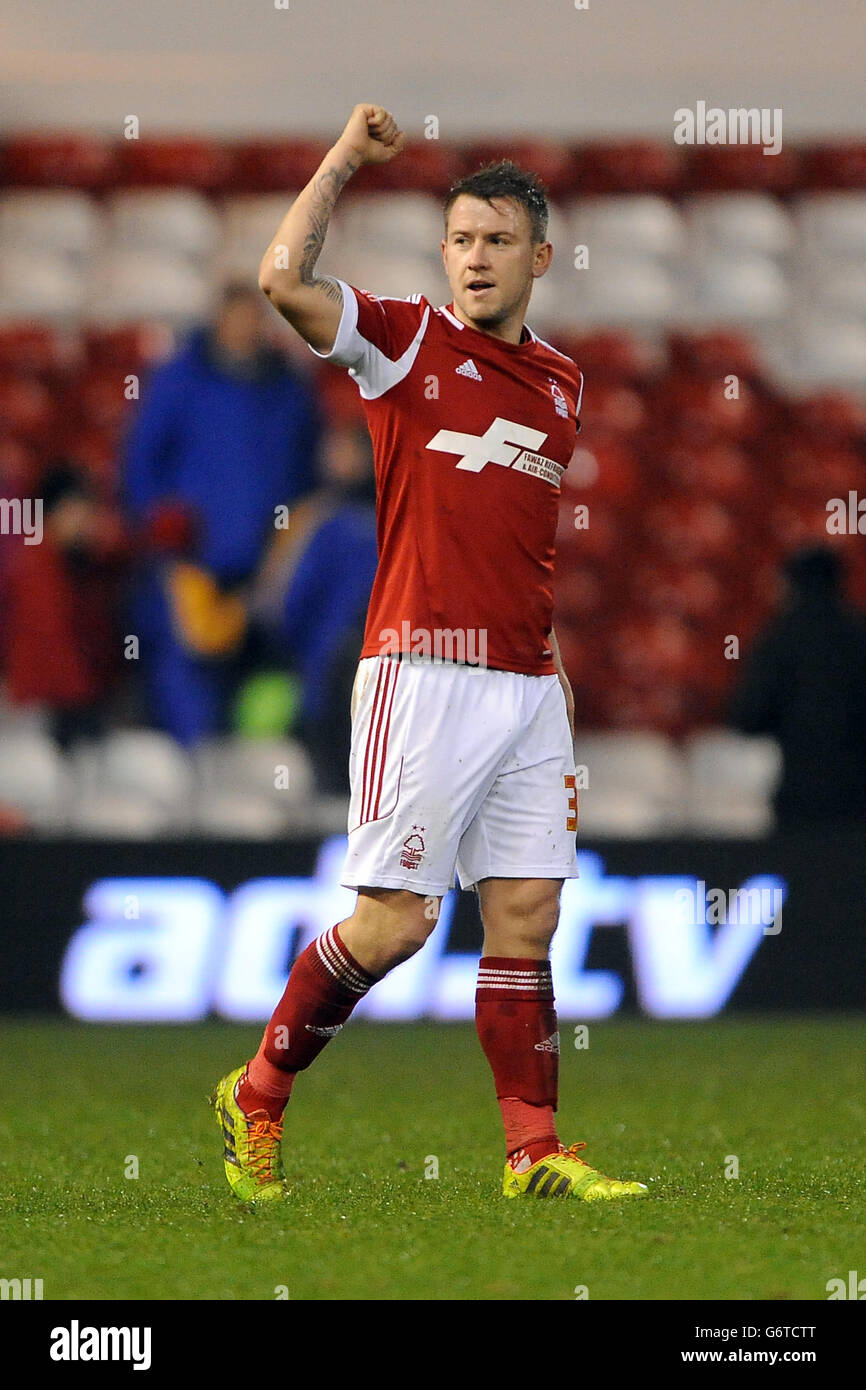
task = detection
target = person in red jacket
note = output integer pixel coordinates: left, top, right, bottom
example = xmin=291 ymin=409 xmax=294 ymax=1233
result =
xmin=2 ymin=464 xmax=127 ymax=749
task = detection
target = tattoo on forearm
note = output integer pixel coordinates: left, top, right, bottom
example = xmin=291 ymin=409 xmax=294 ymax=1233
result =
xmin=298 ymin=160 xmax=358 ymax=302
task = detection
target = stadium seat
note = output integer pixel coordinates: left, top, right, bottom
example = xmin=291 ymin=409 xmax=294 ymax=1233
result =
xmin=794 ymin=192 xmax=866 ymax=256
xmin=0 ymin=726 xmax=72 ymax=829
xmin=683 ymin=730 xmax=781 ymax=835
xmin=104 ymin=190 xmax=222 ymax=260
xmin=0 ymin=190 xmax=100 ymax=265
xmin=337 ymin=193 xmax=444 ymax=258
xmin=88 ymin=249 xmax=212 ymax=324
xmin=569 ymin=195 xmax=685 ymax=260
xmin=552 ymin=329 xmax=663 ymax=381
xmin=329 ymin=249 xmax=445 ymax=305
xmin=0 ymin=249 xmax=87 ymax=322
xmin=232 ymin=139 xmax=332 ymax=194
xmin=667 ymin=328 xmax=764 ymax=379
xmin=571 ymin=254 xmax=679 ymax=327
xmin=193 ymin=737 xmax=315 ymax=830
xmin=806 ymin=141 xmax=866 ymax=190
xmin=787 ymin=390 xmax=866 ymax=442
xmin=691 ymin=251 xmax=789 ymax=324
xmin=685 ymin=144 xmax=802 ymax=194
xmin=0 ymin=322 xmax=80 ymax=374
xmin=790 ymin=315 xmax=866 ymax=387
xmin=83 ymin=322 xmax=175 ymax=369
xmin=572 ymin=731 xmax=687 ymax=834
xmin=218 ymin=194 xmax=303 ymax=279
xmin=461 ymin=140 xmax=576 ymax=198
xmin=573 ymin=141 xmax=682 ymax=195
xmin=115 ymin=137 xmax=234 ymax=191
xmin=0 ymin=133 xmax=115 ymax=189
xmin=0 ymin=374 xmax=56 ymax=444
xmin=684 ymin=193 xmax=794 ymax=258
xmin=68 ymin=730 xmax=195 ymax=835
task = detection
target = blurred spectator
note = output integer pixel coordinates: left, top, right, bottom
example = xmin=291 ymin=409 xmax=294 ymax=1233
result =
xmin=251 ymin=424 xmax=378 ymax=792
xmin=122 ymin=281 xmax=320 ymax=744
xmin=1 ymin=463 xmax=127 ymax=748
xmin=728 ymin=545 xmax=866 ymax=825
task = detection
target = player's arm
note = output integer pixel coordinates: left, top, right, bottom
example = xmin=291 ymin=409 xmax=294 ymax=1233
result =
xmin=549 ymin=625 xmax=575 ymax=737
xmin=258 ymin=105 xmax=405 ymax=354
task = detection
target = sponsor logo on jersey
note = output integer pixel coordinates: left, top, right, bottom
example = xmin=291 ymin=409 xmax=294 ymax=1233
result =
xmin=455 ymin=358 xmax=483 ymax=380
xmin=426 ymin=417 xmax=564 ymax=486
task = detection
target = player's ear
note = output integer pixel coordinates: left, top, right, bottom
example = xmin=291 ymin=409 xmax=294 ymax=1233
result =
xmin=532 ymin=241 xmax=553 ymax=279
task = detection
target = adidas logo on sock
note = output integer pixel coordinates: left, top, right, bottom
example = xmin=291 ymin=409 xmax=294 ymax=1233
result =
xmin=534 ymin=1031 xmax=560 ymax=1054
xmin=455 ymin=358 xmax=482 ymax=380
xmin=305 ymin=1023 xmax=344 ymax=1037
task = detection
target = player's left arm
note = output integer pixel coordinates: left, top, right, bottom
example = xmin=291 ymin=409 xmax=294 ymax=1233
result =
xmin=549 ymin=625 xmax=575 ymax=738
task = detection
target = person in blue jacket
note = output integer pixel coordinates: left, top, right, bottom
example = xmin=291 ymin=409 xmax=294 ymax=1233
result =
xmin=122 ymin=281 xmax=320 ymax=744
xmin=250 ymin=422 xmax=379 ymax=792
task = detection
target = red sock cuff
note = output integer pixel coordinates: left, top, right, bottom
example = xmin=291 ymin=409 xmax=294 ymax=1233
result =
xmin=309 ymin=924 xmax=378 ymax=999
xmin=475 ymin=956 xmax=553 ymax=1003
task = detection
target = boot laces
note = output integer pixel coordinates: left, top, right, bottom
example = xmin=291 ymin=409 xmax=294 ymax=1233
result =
xmin=558 ymin=1142 xmax=613 ymax=1181
xmin=247 ymin=1117 xmax=284 ymax=1185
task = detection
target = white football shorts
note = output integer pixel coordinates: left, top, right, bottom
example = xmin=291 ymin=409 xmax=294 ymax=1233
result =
xmin=341 ymin=654 xmax=579 ymax=895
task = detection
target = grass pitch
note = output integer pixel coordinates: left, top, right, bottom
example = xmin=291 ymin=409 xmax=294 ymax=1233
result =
xmin=0 ymin=1017 xmax=862 ymax=1301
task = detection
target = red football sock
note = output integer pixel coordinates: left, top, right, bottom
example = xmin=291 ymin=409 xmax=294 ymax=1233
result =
xmin=236 ymin=924 xmax=378 ymax=1121
xmin=475 ymin=956 xmax=561 ymax=1169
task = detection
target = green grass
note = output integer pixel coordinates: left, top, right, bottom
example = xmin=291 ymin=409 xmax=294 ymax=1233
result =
xmin=0 ymin=1017 xmax=862 ymax=1300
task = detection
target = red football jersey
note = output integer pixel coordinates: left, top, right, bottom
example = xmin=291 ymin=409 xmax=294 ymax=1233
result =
xmin=312 ymin=282 xmax=584 ymax=676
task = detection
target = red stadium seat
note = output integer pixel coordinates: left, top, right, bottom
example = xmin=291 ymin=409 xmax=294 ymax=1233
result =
xmin=659 ymin=440 xmax=758 ymax=506
xmin=788 ymin=391 xmax=866 ymax=443
xmin=232 ymin=139 xmax=332 ymax=194
xmin=0 ymin=133 xmax=116 ymax=189
xmin=115 ymin=137 xmax=234 ymax=191
xmin=562 ymin=439 xmax=644 ymax=502
xmin=667 ymin=329 xmax=763 ymax=379
xmin=354 ymin=140 xmax=461 ymax=195
xmin=648 ymin=373 xmax=767 ymax=442
xmin=685 ymin=144 xmax=803 ymax=194
xmin=806 ymin=142 xmax=866 ymax=190
xmin=0 ymin=438 xmax=42 ymax=495
xmin=553 ymin=330 xmax=664 ymax=383
xmin=575 ymin=382 xmax=648 ymax=438
xmin=0 ymin=323 xmax=80 ymax=375
xmin=76 ymin=367 xmax=140 ymax=432
xmin=0 ymin=375 xmax=56 ymax=444
xmin=573 ymin=141 xmax=682 ymax=195
xmin=83 ymin=323 xmax=175 ymax=370
xmin=460 ymin=140 xmax=577 ymax=197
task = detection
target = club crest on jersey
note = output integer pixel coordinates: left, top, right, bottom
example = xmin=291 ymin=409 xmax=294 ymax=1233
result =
xmin=399 ymin=825 xmax=426 ymax=871
xmin=548 ymin=378 xmax=569 ymax=418
xmin=426 ymin=417 xmax=564 ymax=487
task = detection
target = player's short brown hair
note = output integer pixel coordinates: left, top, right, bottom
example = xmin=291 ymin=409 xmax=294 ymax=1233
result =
xmin=443 ymin=160 xmax=549 ymax=243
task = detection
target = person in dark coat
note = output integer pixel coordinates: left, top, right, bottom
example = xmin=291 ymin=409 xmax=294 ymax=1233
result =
xmin=728 ymin=545 xmax=866 ymax=825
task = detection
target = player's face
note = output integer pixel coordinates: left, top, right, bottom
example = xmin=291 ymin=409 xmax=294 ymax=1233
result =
xmin=442 ymin=195 xmax=552 ymax=333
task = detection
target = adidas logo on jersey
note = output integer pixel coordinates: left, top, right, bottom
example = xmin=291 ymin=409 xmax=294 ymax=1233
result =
xmin=455 ymin=358 xmax=483 ymax=380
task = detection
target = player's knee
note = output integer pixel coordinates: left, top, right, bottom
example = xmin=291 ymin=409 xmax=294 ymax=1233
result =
xmin=352 ymin=886 xmax=440 ymax=970
xmin=479 ymin=879 xmax=562 ymax=951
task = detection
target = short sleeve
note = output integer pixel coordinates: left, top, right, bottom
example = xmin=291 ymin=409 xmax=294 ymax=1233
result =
xmin=308 ymin=281 xmax=431 ymax=400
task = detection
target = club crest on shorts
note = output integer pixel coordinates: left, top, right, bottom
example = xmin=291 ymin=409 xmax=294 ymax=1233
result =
xmin=399 ymin=824 xmax=426 ymax=871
